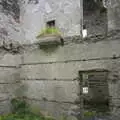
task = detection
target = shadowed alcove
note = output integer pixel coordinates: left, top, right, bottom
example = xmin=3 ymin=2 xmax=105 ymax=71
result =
xmin=83 ymin=0 xmax=107 ymax=36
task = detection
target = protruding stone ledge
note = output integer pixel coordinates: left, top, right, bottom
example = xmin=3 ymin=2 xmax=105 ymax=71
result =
xmin=36 ymin=35 xmax=64 ymax=48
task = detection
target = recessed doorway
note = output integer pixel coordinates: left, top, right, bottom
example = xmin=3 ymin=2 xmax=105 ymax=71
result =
xmin=79 ymin=69 xmax=110 ymax=114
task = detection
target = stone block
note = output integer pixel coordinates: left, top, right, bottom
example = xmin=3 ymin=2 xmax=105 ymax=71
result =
xmin=37 ymin=35 xmax=62 ymax=47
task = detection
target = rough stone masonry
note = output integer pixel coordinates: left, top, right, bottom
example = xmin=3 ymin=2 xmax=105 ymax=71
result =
xmin=0 ymin=0 xmax=120 ymax=120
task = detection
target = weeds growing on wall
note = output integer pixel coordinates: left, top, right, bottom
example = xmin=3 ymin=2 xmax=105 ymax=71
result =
xmin=36 ymin=27 xmax=61 ymax=39
xmin=0 ymin=98 xmax=55 ymax=120
xmin=0 ymin=98 xmax=111 ymax=120
xmin=11 ymin=98 xmax=28 ymax=114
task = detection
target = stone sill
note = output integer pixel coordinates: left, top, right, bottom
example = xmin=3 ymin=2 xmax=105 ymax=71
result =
xmin=37 ymin=34 xmax=63 ymax=47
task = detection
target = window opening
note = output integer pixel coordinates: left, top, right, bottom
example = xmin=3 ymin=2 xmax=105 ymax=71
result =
xmin=46 ymin=20 xmax=55 ymax=28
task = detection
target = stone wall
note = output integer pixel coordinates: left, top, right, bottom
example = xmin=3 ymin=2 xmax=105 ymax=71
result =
xmin=0 ymin=0 xmax=120 ymax=119
xmin=0 ymin=0 xmax=25 ymax=45
xmin=0 ymin=1 xmax=25 ymax=113
xmin=0 ymin=32 xmax=119 ymax=119
xmin=20 ymin=0 xmax=81 ymax=43
xmin=0 ymin=50 xmax=21 ymax=114
xmin=20 ymin=31 xmax=120 ymax=119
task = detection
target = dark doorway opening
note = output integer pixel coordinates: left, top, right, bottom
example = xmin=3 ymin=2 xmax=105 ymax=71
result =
xmin=79 ymin=69 xmax=110 ymax=114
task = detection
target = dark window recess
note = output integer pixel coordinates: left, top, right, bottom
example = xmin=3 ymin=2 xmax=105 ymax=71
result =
xmin=83 ymin=24 xmax=86 ymax=30
xmin=46 ymin=20 xmax=56 ymax=27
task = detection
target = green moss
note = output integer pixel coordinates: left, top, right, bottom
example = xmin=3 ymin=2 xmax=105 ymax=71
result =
xmin=11 ymin=98 xmax=30 ymax=114
xmin=36 ymin=27 xmax=61 ymax=39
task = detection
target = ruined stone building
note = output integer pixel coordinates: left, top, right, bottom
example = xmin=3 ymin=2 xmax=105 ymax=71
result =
xmin=0 ymin=0 xmax=120 ymax=119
